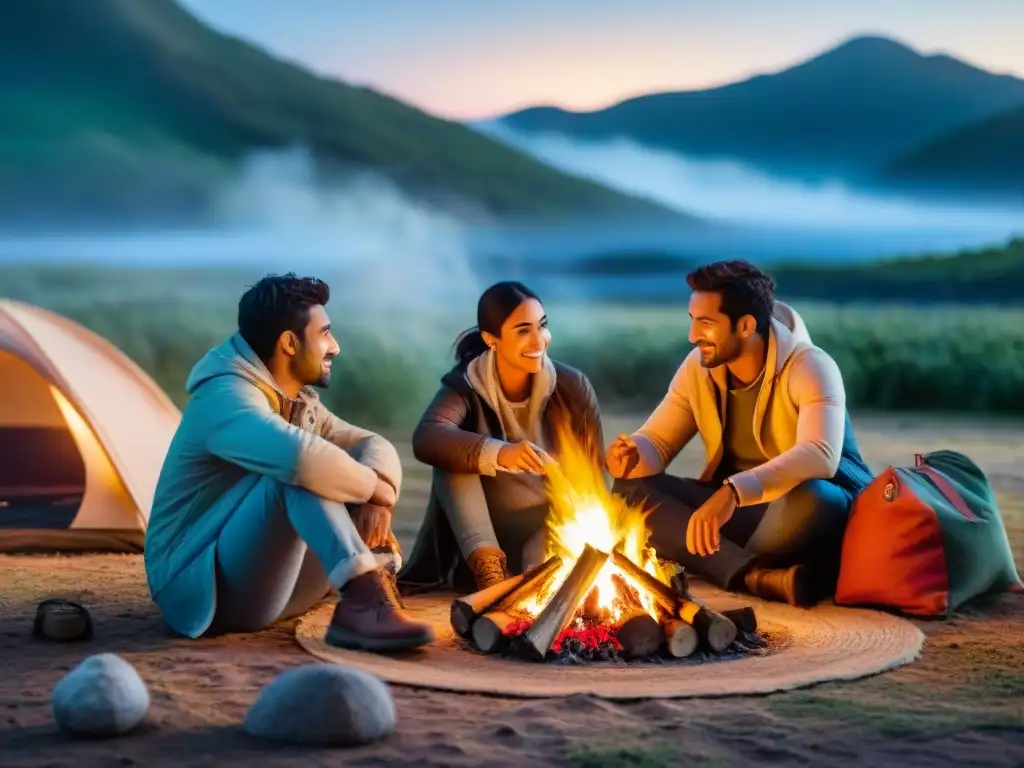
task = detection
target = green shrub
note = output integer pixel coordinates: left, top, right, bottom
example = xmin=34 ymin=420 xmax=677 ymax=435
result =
xmin=13 ymin=291 xmax=1023 ymax=427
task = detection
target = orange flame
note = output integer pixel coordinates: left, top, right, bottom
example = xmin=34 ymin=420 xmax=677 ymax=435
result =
xmin=513 ymin=419 xmax=667 ymax=624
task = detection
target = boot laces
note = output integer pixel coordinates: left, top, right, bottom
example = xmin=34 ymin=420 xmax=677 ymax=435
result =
xmin=380 ymin=568 xmax=405 ymax=609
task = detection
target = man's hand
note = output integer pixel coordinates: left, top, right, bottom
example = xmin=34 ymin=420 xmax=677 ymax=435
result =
xmin=355 ymin=503 xmax=393 ymax=549
xmin=368 ymin=475 xmax=397 ymax=507
xmin=606 ymin=434 xmax=641 ymax=478
xmin=497 ymin=441 xmax=549 ymax=474
xmin=686 ymin=485 xmax=738 ymax=557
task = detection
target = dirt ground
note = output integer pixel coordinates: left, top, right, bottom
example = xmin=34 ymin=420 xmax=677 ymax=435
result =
xmin=1 ymin=414 xmax=1023 ymax=767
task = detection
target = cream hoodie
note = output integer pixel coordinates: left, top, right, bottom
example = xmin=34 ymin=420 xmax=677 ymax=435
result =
xmin=623 ymin=302 xmax=849 ymax=506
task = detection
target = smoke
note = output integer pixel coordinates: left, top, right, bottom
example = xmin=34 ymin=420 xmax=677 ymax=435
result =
xmin=476 ymin=121 xmax=1024 ymax=238
xmin=210 ymin=146 xmax=492 ymax=355
xmin=212 ymin=146 xmax=482 ymax=315
xmin=0 ymin=146 xmax=488 ymax=351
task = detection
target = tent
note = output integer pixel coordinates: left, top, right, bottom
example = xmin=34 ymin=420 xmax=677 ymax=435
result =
xmin=0 ymin=300 xmax=181 ymax=553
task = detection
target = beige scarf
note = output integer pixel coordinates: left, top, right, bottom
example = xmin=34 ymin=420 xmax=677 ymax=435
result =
xmin=466 ymin=348 xmax=557 ymax=447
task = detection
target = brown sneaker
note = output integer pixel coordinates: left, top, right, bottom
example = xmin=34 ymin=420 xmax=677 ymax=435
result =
xmin=744 ymin=565 xmax=812 ymax=607
xmin=326 ymin=569 xmax=435 ymax=652
xmin=466 ymin=546 xmax=508 ymax=591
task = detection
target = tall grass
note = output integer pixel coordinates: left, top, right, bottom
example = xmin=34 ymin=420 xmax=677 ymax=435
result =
xmin=554 ymin=302 xmax=1024 ymax=415
xmin=16 ymin=293 xmax=1023 ymax=427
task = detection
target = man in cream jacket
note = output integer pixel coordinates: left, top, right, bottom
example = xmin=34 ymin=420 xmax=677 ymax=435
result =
xmin=608 ymin=261 xmax=873 ymax=606
xmin=145 ymin=273 xmax=433 ymax=651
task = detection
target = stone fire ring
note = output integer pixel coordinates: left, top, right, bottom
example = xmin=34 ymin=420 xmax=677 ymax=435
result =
xmin=294 ymin=581 xmax=925 ymax=700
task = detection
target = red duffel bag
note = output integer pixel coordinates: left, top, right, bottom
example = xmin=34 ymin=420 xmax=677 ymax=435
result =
xmin=835 ymin=450 xmax=1022 ymax=617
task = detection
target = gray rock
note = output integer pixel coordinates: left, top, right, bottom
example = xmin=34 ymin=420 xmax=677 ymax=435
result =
xmin=245 ymin=663 xmax=396 ymax=746
xmin=52 ymin=653 xmax=150 ymax=738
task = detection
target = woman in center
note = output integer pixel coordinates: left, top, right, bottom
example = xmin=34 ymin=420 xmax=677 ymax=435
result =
xmin=398 ymin=281 xmax=605 ymax=594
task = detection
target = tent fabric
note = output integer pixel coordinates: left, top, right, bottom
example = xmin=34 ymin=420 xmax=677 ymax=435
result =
xmin=0 ymin=300 xmax=181 ymax=553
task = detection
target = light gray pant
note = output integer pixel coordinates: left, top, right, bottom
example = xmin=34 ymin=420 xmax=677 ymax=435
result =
xmin=435 ymin=468 xmax=549 ymax=572
xmin=206 ymin=475 xmax=384 ymax=635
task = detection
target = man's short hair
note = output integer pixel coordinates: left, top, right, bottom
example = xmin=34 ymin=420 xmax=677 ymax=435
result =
xmin=686 ymin=260 xmax=776 ymax=337
xmin=237 ymin=273 xmax=330 ymax=362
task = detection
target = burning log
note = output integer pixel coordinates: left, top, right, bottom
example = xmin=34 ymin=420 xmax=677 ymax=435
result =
xmin=450 ymin=554 xmax=561 ymax=637
xmin=611 ymin=550 xmax=737 ymax=653
xmin=493 ymin=554 xmax=563 ymax=612
xmin=670 ymin=570 xmax=690 ymax=598
xmin=610 ymin=550 xmax=680 ymax=615
xmin=607 ymin=573 xmax=662 ymax=658
xmin=670 ymin=567 xmax=755 ymax=640
xmin=663 ymin=619 xmax=699 ymax=658
xmin=616 ymin=614 xmax=663 ymax=658
xmin=676 ymin=598 xmax=737 ymax=654
xmin=515 ymin=544 xmax=609 ymax=662
xmin=610 ymin=573 xmax=644 ymax=616
xmin=450 ymin=575 xmax=525 ymax=639
xmin=722 ymin=607 xmax=757 ymax=635
xmin=471 ymin=610 xmax=519 ymax=654
xmin=581 ymin=587 xmax=603 ymax=622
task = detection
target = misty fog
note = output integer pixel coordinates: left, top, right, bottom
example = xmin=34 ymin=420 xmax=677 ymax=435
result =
xmin=475 ymin=121 xmax=1023 ymax=252
xmin=0 ymin=148 xmax=488 ymax=317
xmin=2 ymin=134 xmax=1022 ymax=312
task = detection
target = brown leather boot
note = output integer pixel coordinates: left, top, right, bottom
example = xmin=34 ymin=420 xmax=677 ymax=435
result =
xmin=326 ymin=569 xmax=435 ymax=652
xmin=466 ymin=546 xmax=508 ymax=591
xmin=744 ymin=564 xmax=812 ymax=607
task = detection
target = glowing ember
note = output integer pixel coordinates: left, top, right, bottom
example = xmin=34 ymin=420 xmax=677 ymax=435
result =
xmin=503 ymin=617 xmax=622 ymax=654
xmin=509 ymin=420 xmax=668 ymax=628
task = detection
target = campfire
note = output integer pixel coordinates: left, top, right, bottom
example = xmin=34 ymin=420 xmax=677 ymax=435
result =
xmin=450 ymin=423 xmax=758 ymax=663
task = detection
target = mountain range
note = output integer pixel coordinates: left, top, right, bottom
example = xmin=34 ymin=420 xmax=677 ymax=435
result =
xmin=0 ymin=0 xmax=681 ymax=229
xmin=497 ymin=36 xmax=1024 ymax=200
xmin=2 ymin=2 xmax=1021 ymax=232
xmin=882 ymin=104 xmax=1024 ymax=197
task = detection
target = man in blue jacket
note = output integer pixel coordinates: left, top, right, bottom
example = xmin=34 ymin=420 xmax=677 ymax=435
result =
xmin=144 ymin=273 xmax=434 ymax=652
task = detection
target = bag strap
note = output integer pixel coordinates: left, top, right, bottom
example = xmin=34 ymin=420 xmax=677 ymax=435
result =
xmin=914 ymin=453 xmax=981 ymax=523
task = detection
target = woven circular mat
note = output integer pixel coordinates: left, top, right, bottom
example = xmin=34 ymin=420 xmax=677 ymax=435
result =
xmin=295 ymin=582 xmax=925 ymax=700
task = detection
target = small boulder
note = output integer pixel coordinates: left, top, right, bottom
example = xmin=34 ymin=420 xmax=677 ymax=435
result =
xmin=245 ymin=663 xmax=395 ymax=746
xmin=52 ymin=653 xmax=150 ymax=738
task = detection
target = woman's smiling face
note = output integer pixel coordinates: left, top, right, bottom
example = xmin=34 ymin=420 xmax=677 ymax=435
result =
xmin=483 ymin=298 xmax=550 ymax=376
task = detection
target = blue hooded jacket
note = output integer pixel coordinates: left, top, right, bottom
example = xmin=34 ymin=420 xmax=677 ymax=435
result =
xmin=144 ymin=333 xmax=402 ymax=638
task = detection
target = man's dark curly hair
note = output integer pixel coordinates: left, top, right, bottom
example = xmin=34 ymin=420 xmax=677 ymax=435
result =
xmin=686 ymin=260 xmax=776 ymax=338
xmin=237 ymin=273 xmax=331 ymax=363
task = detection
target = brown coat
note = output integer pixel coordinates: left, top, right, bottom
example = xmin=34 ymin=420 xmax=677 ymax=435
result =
xmin=397 ymin=359 xmax=604 ymax=592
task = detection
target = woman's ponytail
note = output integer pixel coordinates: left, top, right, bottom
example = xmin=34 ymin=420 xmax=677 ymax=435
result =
xmin=452 ymin=326 xmax=488 ymax=364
